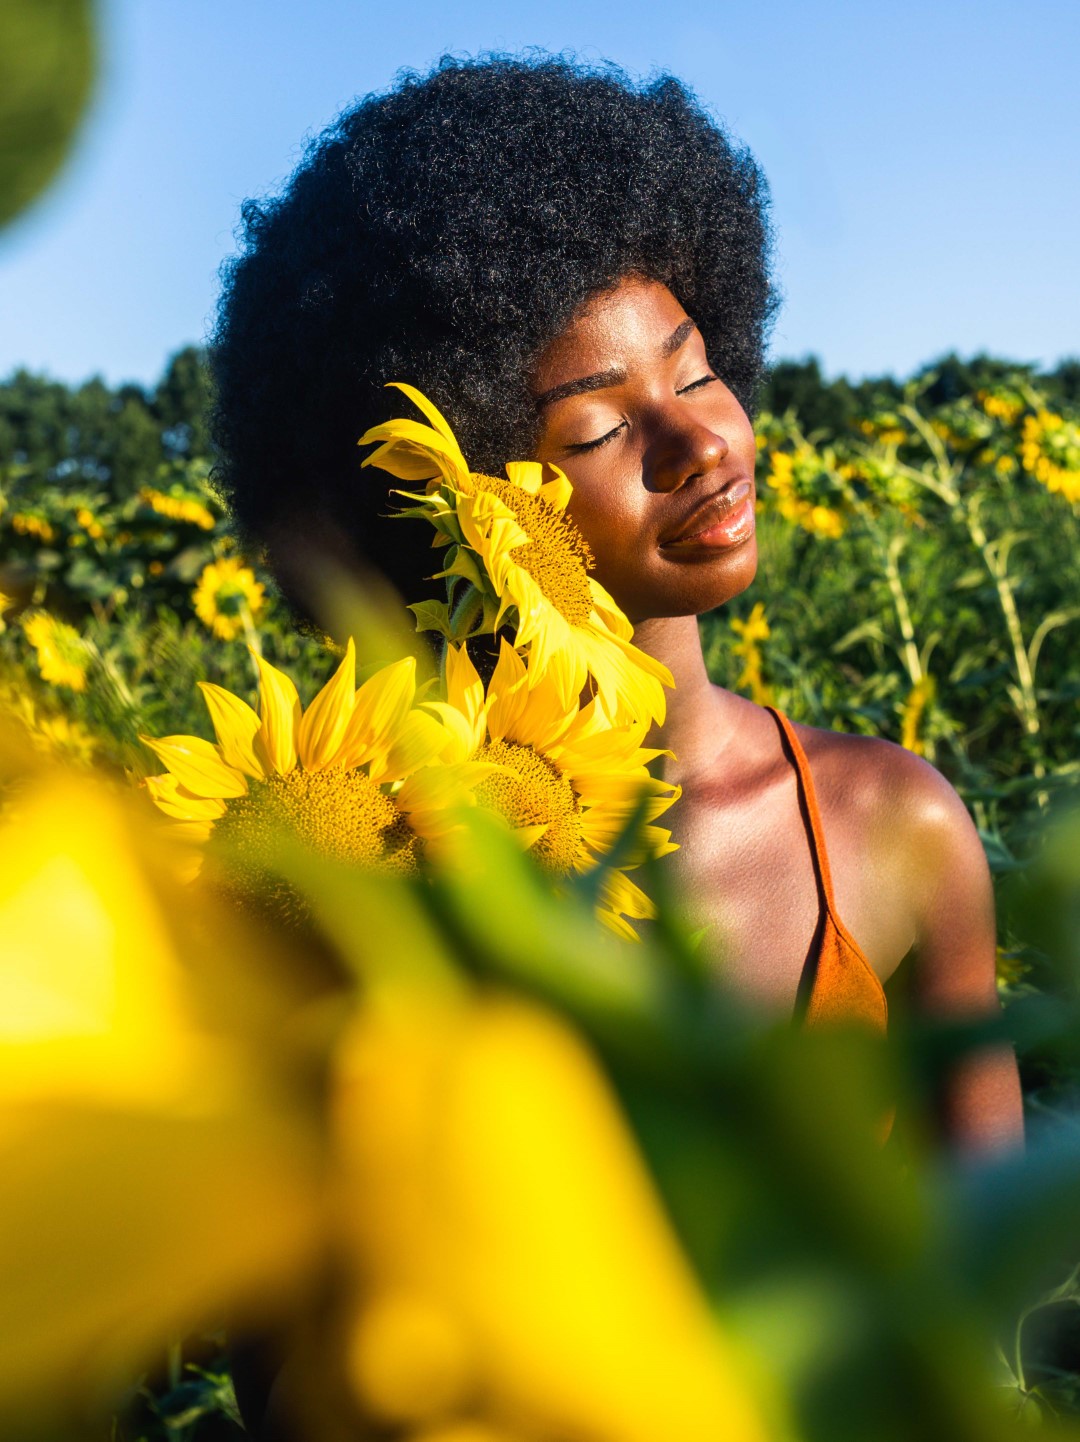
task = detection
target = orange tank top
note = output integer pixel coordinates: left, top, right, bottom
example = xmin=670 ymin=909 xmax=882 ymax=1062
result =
xmin=765 ymin=707 xmax=889 ymax=1035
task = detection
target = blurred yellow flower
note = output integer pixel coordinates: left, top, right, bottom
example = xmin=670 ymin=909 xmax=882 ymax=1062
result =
xmin=899 ymin=675 xmax=935 ymax=757
xmin=1020 ymin=410 xmax=1080 ymax=504
xmin=75 ymin=506 xmax=104 ymax=540
xmin=0 ymin=686 xmax=98 ymax=765
xmin=360 ymin=385 xmax=673 ymax=725
xmin=11 ymin=512 xmax=56 ymax=544
xmin=430 ymin=640 xmax=679 ymax=938
xmin=0 ymin=771 xmax=321 ymax=1414
xmin=333 ymin=991 xmax=770 ymax=1441
xmin=1 ymin=776 xmax=204 ymax=1107
xmin=977 ymin=390 xmax=1023 ymax=426
xmin=140 ymin=485 xmax=216 ymax=530
xmin=765 ymin=447 xmax=846 ymax=540
xmin=730 ymin=602 xmax=773 ymax=706
xmin=22 ymin=610 xmax=88 ymax=691
xmin=141 ymin=641 xmax=486 ymax=890
xmin=192 ymin=555 xmax=267 ymax=640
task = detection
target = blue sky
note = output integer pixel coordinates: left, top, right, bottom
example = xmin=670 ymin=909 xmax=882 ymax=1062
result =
xmin=2 ymin=0 xmax=1077 ymax=388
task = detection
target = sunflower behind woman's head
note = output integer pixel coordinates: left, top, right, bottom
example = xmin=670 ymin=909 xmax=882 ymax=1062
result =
xmin=359 ymin=384 xmax=673 ymax=726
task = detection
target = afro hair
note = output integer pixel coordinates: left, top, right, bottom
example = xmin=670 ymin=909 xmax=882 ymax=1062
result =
xmin=211 ymin=52 xmax=776 ymax=605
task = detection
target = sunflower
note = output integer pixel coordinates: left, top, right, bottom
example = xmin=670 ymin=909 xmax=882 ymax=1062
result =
xmin=22 ymin=611 xmax=89 ymax=691
xmin=140 ymin=485 xmax=217 ymax=531
xmin=192 ymin=556 xmax=267 ymax=640
xmin=359 ymin=384 xmax=673 ymax=727
xmin=140 ymin=642 xmax=485 ymax=899
xmin=427 ymin=639 xmax=679 ymax=939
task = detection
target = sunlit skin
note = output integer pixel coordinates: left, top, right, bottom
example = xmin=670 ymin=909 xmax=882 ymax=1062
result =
xmin=532 ymin=276 xmax=1024 ymax=1156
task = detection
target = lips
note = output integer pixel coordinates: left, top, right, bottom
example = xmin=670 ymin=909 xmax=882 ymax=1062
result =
xmin=658 ymin=477 xmax=755 ymax=547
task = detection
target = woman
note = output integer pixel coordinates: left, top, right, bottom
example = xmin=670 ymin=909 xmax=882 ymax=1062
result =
xmin=212 ymin=53 xmax=1023 ymax=1155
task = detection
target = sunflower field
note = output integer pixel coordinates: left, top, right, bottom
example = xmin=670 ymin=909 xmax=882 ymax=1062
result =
xmin=5 ymin=344 xmax=1080 ymax=1440
xmin=8 ymin=4 xmax=1080 ymax=1436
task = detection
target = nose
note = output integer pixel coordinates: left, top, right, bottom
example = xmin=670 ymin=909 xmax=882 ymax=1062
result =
xmin=645 ymin=413 xmax=729 ymax=493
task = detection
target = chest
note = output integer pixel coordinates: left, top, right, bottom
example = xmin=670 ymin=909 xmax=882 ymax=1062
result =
xmin=660 ymin=765 xmax=902 ymax=1015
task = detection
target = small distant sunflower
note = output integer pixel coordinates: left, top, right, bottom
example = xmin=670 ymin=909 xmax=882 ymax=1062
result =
xmin=11 ymin=512 xmax=56 ymax=544
xmin=141 ymin=642 xmax=486 ymax=901
xmin=140 ymin=486 xmax=217 ymax=531
xmin=23 ymin=611 xmax=89 ymax=691
xmin=192 ymin=556 xmax=267 ymax=640
xmin=359 ymin=384 xmax=673 ymax=726
xmin=74 ymin=506 xmax=105 ymax=540
xmin=429 ymin=639 xmax=680 ymax=939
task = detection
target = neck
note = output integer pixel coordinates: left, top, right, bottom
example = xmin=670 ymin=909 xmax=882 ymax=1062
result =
xmin=632 ymin=613 xmax=736 ymax=769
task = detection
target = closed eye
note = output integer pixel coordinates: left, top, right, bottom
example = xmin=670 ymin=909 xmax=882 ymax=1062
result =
xmin=677 ymin=374 xmax=718 ymax=394
xmin=567 ymin=421 xmax=627 ymax=453
xmin=568 ymin=375 xmax=718 ymax=451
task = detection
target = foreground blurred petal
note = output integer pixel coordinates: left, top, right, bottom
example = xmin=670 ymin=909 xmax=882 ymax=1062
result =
xmin=335 ymin=994 xmax=769 ymax=1441
xmin=0 ymin=773 xmax=322 ymax=1418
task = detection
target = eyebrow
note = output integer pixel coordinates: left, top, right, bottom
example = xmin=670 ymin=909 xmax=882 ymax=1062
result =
xmin=534 ymin=317 xmax=698 ymax=410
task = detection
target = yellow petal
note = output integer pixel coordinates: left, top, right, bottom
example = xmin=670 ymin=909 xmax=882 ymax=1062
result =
xmin=385 ymin=382 xmax=462 ymax=451
xmin=601 ymin=870 xmax=658 ymax=921
xmin=395 ymin=763 xmax=489 ymax=836
xmin=444 ymin=644 xmax=484 ymax=729
xmin=197 ymin=682 xmax=266 ymax=778
xmin=420 ymin=702 xmax=482 ymax=764
xmin=503 ymin=461 xmax=543 ymax=495
xmin=337 ymin=657 xmax=417 ymax=770
xmin=297 ymin=638 xmax=356 ymax=770
xmin=485 ymin=641 xmax=528 ymax=742
xmin=538 ymin=465 xmax=573 ymax=512
xmin=359 ymin=419 xmax=467 ymax=486
xmin=139 ymin=735 xmax=248 ymax=799
xmin=251 ymin=650 xmax=301 ymax=776
xmin=587 ymin=579 xmax=634 ymax=642
xmin=370 ymin=710 xmax=450 ymax=785
xmin=144 ymin=774 xmax=228 ymax=822
xmin=338 ymin=997 xmax=769 ymax=1442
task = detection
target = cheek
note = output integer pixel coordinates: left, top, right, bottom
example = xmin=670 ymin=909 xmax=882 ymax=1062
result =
xmin=568 ymin=491 xmax=641 ymax=577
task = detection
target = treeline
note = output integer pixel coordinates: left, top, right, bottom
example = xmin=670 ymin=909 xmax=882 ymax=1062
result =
xmin=761 ymin=352 xmax=1080 ymax=435
xmin=2 ymin=346 xmax=1078 ymax=497
xmin=0 ymin=347 xmax=211 ymax=498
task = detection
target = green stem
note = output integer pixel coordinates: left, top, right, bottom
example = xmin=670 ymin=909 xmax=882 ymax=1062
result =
xmin=240 ymin=600 xmax=262 ymax=658
xmin=1013 ymin=1306 xmax=1032 ymax=1399
xmin=961 ymin=503 xmax=1045 ymax=781
xmin=899 ymin=402 xmax=1045 ymax=785
xmin=833 ymin=464 xmax=936 ymax=760
xmin=167 ymin=1338 xmax=183 ymax=1392
xmin=85 ymin=638 xmax=139 ymax=716
xmin=449 ymin=584 xmax=484 ymax=640
xmin=883 ymin=534 xmax=925 ymax=687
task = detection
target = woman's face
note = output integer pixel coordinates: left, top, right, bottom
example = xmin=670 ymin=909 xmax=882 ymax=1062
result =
xmin=531 ymin=276 xmax=758 ymax=624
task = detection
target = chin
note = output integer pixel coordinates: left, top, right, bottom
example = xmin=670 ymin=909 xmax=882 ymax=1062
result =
xmin=654 ymin=535 xmax=760 ymax=620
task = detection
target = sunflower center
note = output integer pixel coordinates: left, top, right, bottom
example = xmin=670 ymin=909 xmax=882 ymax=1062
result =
xmin=474 ymin=475 xmax=595 ymax=626
xmin=474 ymin=739 xmax=583 ymax=874
xmin=214 ymin=766 xmax=422 ymax=879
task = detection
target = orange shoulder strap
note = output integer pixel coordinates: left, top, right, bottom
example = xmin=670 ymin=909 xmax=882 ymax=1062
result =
xmin=764 ymin=707 xmax=838 ymax=911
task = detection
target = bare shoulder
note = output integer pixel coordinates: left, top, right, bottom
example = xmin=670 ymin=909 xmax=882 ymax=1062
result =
xmin=787 ymin=717 xmax=993 ymax=967
xmin=791 ymin=719 xmax=978 ymax=856
xmin=780 ymin=716 xmax=1023 ymax=1150
xmin=778 ymin=715 xmax=992 ymax=963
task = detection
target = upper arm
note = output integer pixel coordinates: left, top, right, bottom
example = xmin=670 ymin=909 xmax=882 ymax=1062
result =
xmin=890 ymin=754 xmax=1025 ymax=1155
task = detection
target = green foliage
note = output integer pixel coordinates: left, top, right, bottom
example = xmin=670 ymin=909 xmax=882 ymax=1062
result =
xmin=713 ymin=363 xmax=1080 ymax=838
